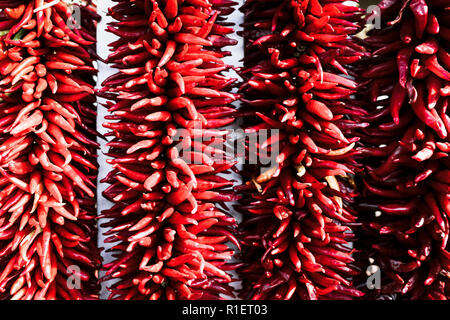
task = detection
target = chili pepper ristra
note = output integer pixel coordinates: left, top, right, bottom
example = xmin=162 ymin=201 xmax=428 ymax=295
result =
xmin=0 ymin=0 xmax=101 ymax=300
xmin=355 ymin=0 xmax=450 ymax=300
xmin=100 ymin=0 xmax=240 ymax=299
xmin=236 ymin=0 xmax=366 ymax=299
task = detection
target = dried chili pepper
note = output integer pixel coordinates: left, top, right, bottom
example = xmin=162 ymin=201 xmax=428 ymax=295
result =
xmin=0 ymin=0 xmax=101 ymax=300
xmin=101 ymin=0 xmax=239 ymax=300
xmin=355 ymin=0 xmax=450 ymax=300
xmin=236 ymin=0 xmax=365 ymax=300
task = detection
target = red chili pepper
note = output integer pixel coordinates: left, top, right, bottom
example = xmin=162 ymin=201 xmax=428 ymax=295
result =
xmin=357 ymin=0 xmax=450 ymax=300
xmin=101 ymin=0 xmax=238 ymax=300
xmin=237 ymin=0 xmax=363 ymax=300
xmin=0 ymin=1 xmax=101 ymax=299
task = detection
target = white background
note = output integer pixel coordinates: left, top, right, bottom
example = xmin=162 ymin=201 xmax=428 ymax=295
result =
xmin=95 ymin=0 xmax=245 ymax=298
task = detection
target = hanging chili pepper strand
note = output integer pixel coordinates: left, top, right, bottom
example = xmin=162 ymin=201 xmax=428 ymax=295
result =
xmin=0 ymin=1 xmax=101 ymax=300
xmin=354 ymin=0 xmax=450 ymax=300
xmin=236 ymin=0 xmax=366 ymax=300
xmin=100 ymin=0 xmax=239 ymax=300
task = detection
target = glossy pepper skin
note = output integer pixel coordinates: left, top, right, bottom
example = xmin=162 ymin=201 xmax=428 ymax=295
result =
xmin=0 ymin=1 xmax=101 ymax=299
xmin=355 ymin=0 xmax=450 ymax=300
xmin=100 ymin=0 xmax=240 ymax=300
xmin=236 ymin=0 xmax=365 ymax=300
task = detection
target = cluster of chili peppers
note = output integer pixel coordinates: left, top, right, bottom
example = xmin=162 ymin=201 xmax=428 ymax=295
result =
xmin=235 ymin=0 xmax=367 ymax=299
xmin=0 ymin=0 xmax=101 ymax=299
xmin=0 ymin=0 xmax=449 ymax=301
xmin=354 ymin=0 xmax=450 ymax=299
xmin=99 ymin=0 xmax=241 ymax=299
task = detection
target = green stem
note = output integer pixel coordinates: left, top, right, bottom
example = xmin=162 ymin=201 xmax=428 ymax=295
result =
xmin=13 ymin=28 xmax=27 ymax=40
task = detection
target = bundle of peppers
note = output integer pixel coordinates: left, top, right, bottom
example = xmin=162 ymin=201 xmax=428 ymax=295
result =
xmin=235 ymin=0 xmax=367 ymax=299
xmin=0 ymin=1 xmax=101 ymax=299
xmin=0 ymin=0 xmax=448 ymax=301
xmin=355 ymin=0 xmax=450 ymax=299
xmin=100 ymin=0 xmax=240 ymax=299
